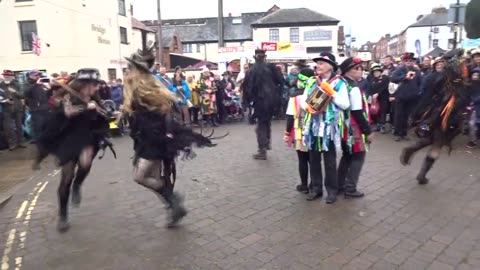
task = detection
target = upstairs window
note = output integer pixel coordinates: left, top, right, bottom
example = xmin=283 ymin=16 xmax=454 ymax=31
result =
xmin=118 ymin=0 xmax=126 ymax=16
xmin=120 ymin=27 xmax=128 ymax=44
xmin=290 ymin=28 xmax=299 ymax=43
xmin=19 ymin=20 xmax=37 ymax=51
xmin=269 ymin=29 xmax=279 ymax=42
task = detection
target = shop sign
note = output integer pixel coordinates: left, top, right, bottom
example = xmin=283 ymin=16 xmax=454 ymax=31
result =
xmin=218 ymin=46 xmax=244 ymax=53
xmin=92 ymin=24 xmax=110 ymax=45
xmin=304 ymin=29 xmax=332 ymax=41
xmin=261 ymin=42 xmax=277 ymax=51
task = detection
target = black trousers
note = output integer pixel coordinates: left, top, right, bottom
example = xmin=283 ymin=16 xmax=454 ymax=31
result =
xmin=308 ymin=140 xmax=338 ymax=196
xmin=216 ymin=99 xmax=226 ymax=122
xmin=31 ymin=110 xmax=49 ymax=140
xmin=256 ymin=117 xmax=271 ymax=151
xmin=394 ymin=99 xmax=416 ymax=137
xmin=296 ymin=150 xmax=309 ymax=187
xmin=337 ymin=148 xmax=366 ymax=193
xmin=190 ymin=107 xmax=200 ymax=123
xmin=379 ymin=98 xmax=390 ymax=125
xmin=2 ymin=112 xmax=23 ymax=147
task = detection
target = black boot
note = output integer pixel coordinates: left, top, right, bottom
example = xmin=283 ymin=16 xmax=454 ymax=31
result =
xmin=211 ymin=114 xmax=220 ymax=127
xmin=156 ymin=187 xmax=187 ymax=228
xmin=400 ymin=140 xmax=431 ymax=166
xmin=253 ymin=149 xmax=267 ymax=160
xmin=166 ymin=192 xmax=187 ymax=228
xmin=416 ymin=156 xmax=435 ymax=185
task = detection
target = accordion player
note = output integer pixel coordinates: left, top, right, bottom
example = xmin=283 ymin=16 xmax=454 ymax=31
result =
xmin=305 ymin=79 xmax=336 ymax=113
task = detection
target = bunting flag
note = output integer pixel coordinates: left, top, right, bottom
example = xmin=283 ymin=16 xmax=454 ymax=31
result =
xmin=32 ymin=32 xmax=41 ymax=56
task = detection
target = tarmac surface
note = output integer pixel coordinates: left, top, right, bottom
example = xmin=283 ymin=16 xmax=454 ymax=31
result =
xmin=1 ymin=121 xmax=480 ymax=270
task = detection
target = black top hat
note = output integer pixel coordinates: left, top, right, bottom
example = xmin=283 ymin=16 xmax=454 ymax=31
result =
xmin=339 ymin=57 xmax=363 ymax=74
xmin=75 ymin=68 xmax=101 ymax=81
xmin=255 ymin=49 xmax=266 ymax=55
xmin=312 ymin=52 xmax=337 ymax=71
xmin=401 ymin=52 xmax=416 ymax=61
xmin=125 ymin=47 xmax=156 ymax=73
xmin=294 ymin=59 xmax=308 ymax=69
xmin=299 ymin=68 xmax=315 ymax=78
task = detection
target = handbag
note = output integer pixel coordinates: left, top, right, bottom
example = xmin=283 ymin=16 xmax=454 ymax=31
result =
xmin=370 ymin=97 xmax=380 ymax=116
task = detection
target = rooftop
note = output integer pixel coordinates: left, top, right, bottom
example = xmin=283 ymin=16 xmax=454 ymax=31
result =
xmin=409 ymin=8 xmax=450 ymax=27
xmin=251 ymin=8 xmax=340 ymax=27
xmin=144 ymin=12 xmax=265 ymax=46
xmin=132 ymin=18 xmax=155 ymax=33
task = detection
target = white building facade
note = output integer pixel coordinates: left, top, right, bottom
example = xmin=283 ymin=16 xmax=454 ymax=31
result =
xmin=252 ymin=25 xmax=338 ymax=58
xmin=0 ymin=0 xmax=147 ymax=81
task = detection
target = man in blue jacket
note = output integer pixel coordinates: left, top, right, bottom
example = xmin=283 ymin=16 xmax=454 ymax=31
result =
xmin=390 ymin=53 xmax=422 ymax=141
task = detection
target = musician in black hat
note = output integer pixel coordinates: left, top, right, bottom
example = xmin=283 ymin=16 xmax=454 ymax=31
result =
xmin=243 ymin=49 xmax=284 ymax=160
xmin=33 ymin=68 xmax=112 ymax=232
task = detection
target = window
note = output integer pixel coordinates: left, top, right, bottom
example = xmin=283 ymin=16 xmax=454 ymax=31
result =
xmin=196 ymin=44 xmax=201 ymax=53
xmin=433 ymin=39 xmax=439 ymax=47
xmin=18 ymin=20 xmax=37 ymax=51
xmin=433 ymin=27 xmax=439 ymax=34
xmin=108 ymin=69 xmax=117 ymax=82
xmin=448 ymin=39 xmax=455 ymax=49
xmin=290 ymin=28 xmax=299 ymax=43
xmin=119 ymin=27 xmax=128 ymax=44
xmin=118 ymin=0 xmax=126 ymax=16
xmin=183 ymin=44 xmax=192 ymax=53
xmin=269 ymin=29 xmax=279 ymax=42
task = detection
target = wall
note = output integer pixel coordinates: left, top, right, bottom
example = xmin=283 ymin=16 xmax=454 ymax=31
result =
xmin=405 ymin=25 xmax=467 ymax=57
xmin=0 ymin=0 xmax=135 ymax=80
xmin=252 ymin=25 xmax=339 ymax=57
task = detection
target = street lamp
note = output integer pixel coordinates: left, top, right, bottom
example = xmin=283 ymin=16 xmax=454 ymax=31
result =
xmin=156 ymin=0 xmax=163 ymax=65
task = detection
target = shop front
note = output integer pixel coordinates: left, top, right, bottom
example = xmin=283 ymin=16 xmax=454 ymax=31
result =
xmin=217 ymin=42 xmax=309 ymax=75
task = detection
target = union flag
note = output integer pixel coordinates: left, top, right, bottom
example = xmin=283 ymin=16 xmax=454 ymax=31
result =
xmin=32 ymin=32 xmax=41 ymax=56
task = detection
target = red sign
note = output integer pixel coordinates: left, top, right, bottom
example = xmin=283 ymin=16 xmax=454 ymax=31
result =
xmin=261 ymin=42 xmax=277 ymax=51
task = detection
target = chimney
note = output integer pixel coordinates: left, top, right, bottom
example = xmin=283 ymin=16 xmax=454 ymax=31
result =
xmin=432 ymin=7 xmax=447 ymax=14
xmin=130 ymin=4 xmax=133 ymax=16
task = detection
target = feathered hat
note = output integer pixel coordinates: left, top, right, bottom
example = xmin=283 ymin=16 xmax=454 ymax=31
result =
xmin=125 ymin=46 xmax=156 ymax=73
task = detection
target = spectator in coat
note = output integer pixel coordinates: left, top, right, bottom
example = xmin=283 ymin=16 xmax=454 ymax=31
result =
xmin=390 ymin=52 xmax=422 ymax=141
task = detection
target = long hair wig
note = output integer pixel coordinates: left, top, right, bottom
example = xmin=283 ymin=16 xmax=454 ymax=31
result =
xmin=122 ymin=68 xmax=177 ymax=114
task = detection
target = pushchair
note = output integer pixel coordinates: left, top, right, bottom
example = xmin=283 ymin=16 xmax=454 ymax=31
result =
xmin=102 ymin=100 xmax=124 ymax=136
xmin=223 ymin=92 xmax=244 ymax=122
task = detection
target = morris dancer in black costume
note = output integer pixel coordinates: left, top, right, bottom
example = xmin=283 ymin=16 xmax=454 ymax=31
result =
xmin=400 ymin=49 xmax=471 ymax=184
xmin=243 ymin=49 xmax=284 ymax=160
xmin=123 ymin=48 xmax=215 ymax=228
xmin=33 ymin=69 xmax=112 ymax=232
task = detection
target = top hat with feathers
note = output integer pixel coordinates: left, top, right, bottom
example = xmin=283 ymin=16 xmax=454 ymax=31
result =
xmin=125 ymin=46 xmax=156 ymax=73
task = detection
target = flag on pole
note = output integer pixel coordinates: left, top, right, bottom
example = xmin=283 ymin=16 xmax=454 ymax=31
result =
xmin=32 ymin=32 xmax=41 ymax=56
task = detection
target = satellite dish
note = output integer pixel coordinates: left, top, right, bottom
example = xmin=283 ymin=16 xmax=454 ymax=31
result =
xmin=147 ymin=40 xmax=154 ymax=46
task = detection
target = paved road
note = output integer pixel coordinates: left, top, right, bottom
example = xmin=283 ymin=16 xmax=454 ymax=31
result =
xmin=1 ymin=121 xmax=480 ymax=270
xmin=0 ymin=145 xmax=37 ymax=202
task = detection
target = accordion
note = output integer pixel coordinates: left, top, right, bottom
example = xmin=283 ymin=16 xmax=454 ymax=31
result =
xmin=305 ymin=85 xmax=332 ymax=113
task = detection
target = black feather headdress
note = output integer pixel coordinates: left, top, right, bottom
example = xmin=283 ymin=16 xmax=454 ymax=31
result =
xmin=125 ymin=46 xmax=156 ymax=73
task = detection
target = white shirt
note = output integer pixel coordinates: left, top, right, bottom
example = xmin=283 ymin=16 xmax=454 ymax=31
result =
xmin=286 ymin=95 xmax=302 ymax=116
xmin=349 ymin=86 xmax=363 ymax=111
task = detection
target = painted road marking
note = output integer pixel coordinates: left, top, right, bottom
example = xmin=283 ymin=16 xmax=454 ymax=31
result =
xmin=0 ymin=179 xmax=50 ymax=270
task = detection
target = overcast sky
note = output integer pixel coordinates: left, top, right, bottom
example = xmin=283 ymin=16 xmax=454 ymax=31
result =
xmin=133 ymin=0 xmax=468 ymax=44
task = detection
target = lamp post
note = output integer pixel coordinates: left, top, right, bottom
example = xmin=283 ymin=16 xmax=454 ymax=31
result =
xmin=156 ymin=0 xmax=163 ymax=65
xmin=453 ymin=0 xmax=460 ymax=48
